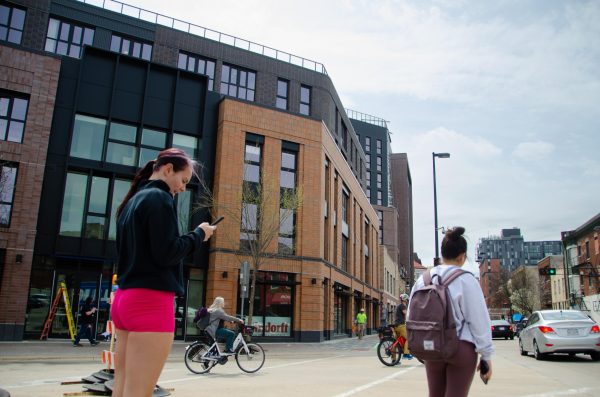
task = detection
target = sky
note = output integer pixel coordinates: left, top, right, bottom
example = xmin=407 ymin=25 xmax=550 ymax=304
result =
xmin=118 ymin=0 xmax=600 ymax=273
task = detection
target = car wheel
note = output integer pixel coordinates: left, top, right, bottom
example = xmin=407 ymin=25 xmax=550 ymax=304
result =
xmin=533 ymin=340 xmax=545 ymax=361
xmin=510 ymin=336 xmax=514 ymax=340
xmin=505 ymin=336 xmax=508 ymax=340
xmin=590 ymin=352 xmax=600 ymax=361
xmin=519 ymin=338 xmax=527 ymax=356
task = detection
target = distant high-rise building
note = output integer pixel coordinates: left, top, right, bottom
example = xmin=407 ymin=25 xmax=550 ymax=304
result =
xmin=476 ymin=228 xmax=562 ymax=271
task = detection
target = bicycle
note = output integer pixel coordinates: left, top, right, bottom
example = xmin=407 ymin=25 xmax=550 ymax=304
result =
xmin=377 ymin=325 xmax=407 ymax=366
xmin=184 ymin=324 xmax=266 ymax=374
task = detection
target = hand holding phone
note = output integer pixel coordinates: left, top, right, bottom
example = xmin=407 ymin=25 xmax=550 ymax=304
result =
xmin=210 ymin=216 xmax=225 ymax=226
xmin=479 ymin=359 xmax=490 ymax=385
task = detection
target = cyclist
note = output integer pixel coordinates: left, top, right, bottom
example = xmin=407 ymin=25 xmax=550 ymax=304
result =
xmin=206 ymin=297 xmax=244 ymax=354
xmin=394 ymin=293 xmax=412 ymax=359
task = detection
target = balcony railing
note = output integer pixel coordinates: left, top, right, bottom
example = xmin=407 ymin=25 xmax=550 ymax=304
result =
xmin=77 ymin=0 xmax=328 ymax=75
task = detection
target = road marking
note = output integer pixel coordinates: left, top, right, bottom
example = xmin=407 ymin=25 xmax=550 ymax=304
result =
xmin=331 ymin=366 xmax=417 ymax=397
xmin=161 ymin=355 xmax=347 ymax=384
xmin=519 ymin=388 xmax=599 ymax=397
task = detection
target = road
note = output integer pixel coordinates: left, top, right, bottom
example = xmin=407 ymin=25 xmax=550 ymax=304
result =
xmin=1 ymin=336 xmax=599 ymax=396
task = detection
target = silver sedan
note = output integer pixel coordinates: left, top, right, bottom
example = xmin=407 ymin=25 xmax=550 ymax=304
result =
xmin=519 ymin=310 xmax=600 ymax=361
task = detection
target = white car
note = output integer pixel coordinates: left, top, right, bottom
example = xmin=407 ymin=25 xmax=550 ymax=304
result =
xmin=519 ymin=310 xmax=600 ymax=361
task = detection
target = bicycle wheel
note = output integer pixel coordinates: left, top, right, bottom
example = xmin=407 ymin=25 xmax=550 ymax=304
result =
xmin=184 ymin=342 xmax=216 ymax=374
xmin=377 ymin=337 xmax=401 ymax=366
xmin=235 ymin=342 xmax=265 ymax=373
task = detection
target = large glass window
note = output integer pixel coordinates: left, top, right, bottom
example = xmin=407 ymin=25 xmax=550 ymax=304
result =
xmin=0 ymin=93 xmax=28 ymax=143
xmin=70 ymin=115 xmax=107 ymax=161
xmin=85 ymin=176 xmax=109 ymax=239
xmin=173 ymin=133 xmax=199 ymax=160
xmin=365 ymin=137 xmax=370 ymax=152
xmin=220 ymin=64 xmax=256 ymax=101
xmin=110 ymin=34 xmax=151 ymax=60
xmin=300 ymin=85 xmax=311 ymax=115
xmin=243 ymin=143 xmax=261 ymax=183
xmin=59 ymin=173 xmax=88 ymax=237
xmin=279 ymin=149 xmax=297 ymax=255
xmin=376 ymin=139 xmax=382 ymax=154
xmin=108 ymin=179 xmax=130 ymax=240
xmin=276 ymin=79 xmax=289 ymax=110
xmin=0 ymin=164 xmax=17 ymax=227
xmin=240 ymin=202 xmax=258 ymax=251
xmin=60 ymin=173 xmax=133 ymax=239
xmin=45 ymin=18 xmax=94 ymax=58
xmin=70 ymin=114 xmax=175 ymax=165
xmin=0 ymin=3 xmax=25 ymax=44
xmin=239 ymin=272 xmax=293 ymax=337
xmin=178 ymin=52 xmax=216 ymax=91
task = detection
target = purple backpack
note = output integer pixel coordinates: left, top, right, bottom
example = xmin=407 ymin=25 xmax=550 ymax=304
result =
xmin=406 ymin=269 xmax=468 ymax=361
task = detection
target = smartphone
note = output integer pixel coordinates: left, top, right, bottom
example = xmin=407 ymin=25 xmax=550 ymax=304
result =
xmin=479 ymin=359 xmax=489 ymax=385
xmin=210 ymin=216 xmax=225 ymax=226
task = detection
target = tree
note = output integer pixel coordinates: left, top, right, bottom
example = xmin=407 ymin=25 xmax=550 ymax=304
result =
xmin=508 ymin=266 xmax=539 ymax=315
xmin=489 ymin=266 xmax=511 ymax=311
xmin=194 ymin=168 xmax=303 ymax=326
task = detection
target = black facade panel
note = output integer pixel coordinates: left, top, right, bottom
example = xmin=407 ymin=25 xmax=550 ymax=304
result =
xmin=144 ymin=67 xmax=174 ymax=128
xmin=79 ymin=52 xmax=114 ymax=116
xmin=113 ymin=59 xmax=146 ymax=122
xmin=173 ymin=74 xmax=205 ymax=134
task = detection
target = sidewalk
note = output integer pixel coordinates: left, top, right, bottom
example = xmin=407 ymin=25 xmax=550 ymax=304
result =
xmin=0 ymin=334 xmax=379 ymax=362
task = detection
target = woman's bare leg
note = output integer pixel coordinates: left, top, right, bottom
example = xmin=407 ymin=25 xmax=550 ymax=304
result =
xmin=122 ymin=332 xmax=174 ymax=397
xmin=112 ymin=328 xmax=129 ymax=397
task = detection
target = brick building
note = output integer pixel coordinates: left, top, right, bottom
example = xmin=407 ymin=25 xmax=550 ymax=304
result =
xmin=0 ymin=0 xmax=386 ymax=341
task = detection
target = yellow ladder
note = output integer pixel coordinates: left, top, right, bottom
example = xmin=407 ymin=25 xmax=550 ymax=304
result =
xmin=61 ymin=281 xmax=76 ymax=340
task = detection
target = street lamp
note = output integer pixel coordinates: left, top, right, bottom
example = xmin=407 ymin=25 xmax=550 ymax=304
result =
xmin=433 ymin=152 xmax=450 ymax=266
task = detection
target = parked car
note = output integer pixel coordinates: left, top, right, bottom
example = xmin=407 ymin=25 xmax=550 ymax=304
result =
xmin=491 ymin=319 xmax=514 ymax=340
xmin=518 ymin=310 xmax=600 ymax=361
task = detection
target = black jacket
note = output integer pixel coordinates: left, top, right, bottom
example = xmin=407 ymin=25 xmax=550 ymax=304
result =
xmin=116 ymin=179 xmax=205 ymax=295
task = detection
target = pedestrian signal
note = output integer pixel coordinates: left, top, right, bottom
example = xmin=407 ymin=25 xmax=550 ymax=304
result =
xmin=548 ymin=268 xmax=556 ymax=275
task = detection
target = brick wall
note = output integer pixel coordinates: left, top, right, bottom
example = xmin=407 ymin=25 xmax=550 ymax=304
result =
xmin=0 ymin=45 xmax=61 ymax=340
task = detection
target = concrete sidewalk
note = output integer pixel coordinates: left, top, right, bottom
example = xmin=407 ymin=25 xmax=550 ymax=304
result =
xmin=0 ymin=334 xmax=379 ymax=362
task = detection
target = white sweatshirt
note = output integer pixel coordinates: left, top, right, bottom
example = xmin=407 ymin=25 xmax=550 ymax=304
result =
xmin=409 ymin=264 xmax=495 ymax=361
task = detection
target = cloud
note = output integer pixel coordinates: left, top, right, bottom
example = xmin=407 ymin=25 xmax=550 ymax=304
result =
xmin=512 ymin=141 xmax=555 ymax=160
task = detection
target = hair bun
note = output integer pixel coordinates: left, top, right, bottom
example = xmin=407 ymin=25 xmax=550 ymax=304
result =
xmin=446 ymin=226 xmax=465 ymax=239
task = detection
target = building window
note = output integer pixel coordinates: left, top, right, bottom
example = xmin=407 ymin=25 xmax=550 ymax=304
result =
xmin=69 ymin=114 xmax=198 ymax=166
xmin=241 ymin=140 xmax=262 ymax=250
xmin=376 ymin=139 xmax=382 ymax=154
xmin=377 ymin=173 xmax=382 ymax=189
xmin=341 ymin=123 xmax=348 ymax=151
xmin=276 ymin=79 xmax=289 ymax=110
xmin=365 ymin=155 xmax=370 ymax=170
xmin=376 ymin=156 xmax=382 ymax=172
xmin=300 ymin=85 xmax=311 ymax=115
xmin=365 ymin=137 xmax=371 ymax=152
xmin=110 ymin=34 xmax=152 ymax=60
xmin=220 ymin=64 xmax=256 ymax=101
xmin=279 ymin=149 xmax=297 ymax=254
xmin=0 ymin=4 xmax=25 ymax=44
xmin=45 ymin=18 xmax=94 ymax=59
xmin=377 ymin=210 xmax=383 ymax=244
xmin=341 ymin=236 xmax=348 ymax=271
xmin=177 ymin=52 xmax=215 ymax=91
xmin=0 ymin=93 xmax=28 ymax=143
xmin=366 ymin=172 xmax=371 ymax=186
xmin=0 ymin=163 xmax=17 ymax=227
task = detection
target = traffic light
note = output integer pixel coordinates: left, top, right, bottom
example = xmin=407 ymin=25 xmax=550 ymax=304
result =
xmin=539 ymin=268 xmax=557 ymax=276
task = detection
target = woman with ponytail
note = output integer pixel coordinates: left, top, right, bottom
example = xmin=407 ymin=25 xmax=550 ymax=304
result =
xmin=409 ymin=227 xmax=494 ymax=397
xmin=111 ymin=148 xmax=216 ymax=397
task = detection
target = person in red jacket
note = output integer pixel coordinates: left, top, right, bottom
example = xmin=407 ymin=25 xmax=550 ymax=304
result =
xmin=111 ymin=148 xmax=216 ymax=397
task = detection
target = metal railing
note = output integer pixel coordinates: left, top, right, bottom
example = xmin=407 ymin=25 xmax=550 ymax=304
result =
xmin=346 ymin=109 xmax=389 ymax=129
xmin=76 ymin=0 xmax=328 ymax=75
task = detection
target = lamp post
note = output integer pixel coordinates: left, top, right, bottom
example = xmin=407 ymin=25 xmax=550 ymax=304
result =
xmin=433 ymin=152 xmax=450 ymax=266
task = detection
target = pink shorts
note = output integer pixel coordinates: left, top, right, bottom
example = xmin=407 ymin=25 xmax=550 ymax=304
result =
xmin=111 ymin=288 xmax=175 ymax=332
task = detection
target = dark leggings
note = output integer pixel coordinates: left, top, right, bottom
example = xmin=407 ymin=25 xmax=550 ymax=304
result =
xmin=425 ymin=341 xmax=478 ymax=397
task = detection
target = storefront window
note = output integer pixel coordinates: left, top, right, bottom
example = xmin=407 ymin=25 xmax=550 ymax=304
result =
xmin=239 ymin=271 xmax=293 ymax=337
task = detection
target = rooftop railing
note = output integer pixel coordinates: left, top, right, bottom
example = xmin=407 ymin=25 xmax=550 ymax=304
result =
xmin=77 ymin=0 xmax=328 ymax=75
xmin=346 ymin=109 xmax=389 ymax=129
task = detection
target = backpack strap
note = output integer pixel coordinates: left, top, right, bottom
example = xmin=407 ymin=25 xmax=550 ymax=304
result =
xmin=423 ymin=269 xmax=433 ymax=286
xmin=441 ymin=268 xmax=467 ymax=286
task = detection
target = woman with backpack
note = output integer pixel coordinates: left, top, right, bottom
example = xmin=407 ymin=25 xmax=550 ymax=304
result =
xmin=408 ymin=227 xmax=493 ymax=397
xmin=207 ymin=297 xmax=245 ymax=354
